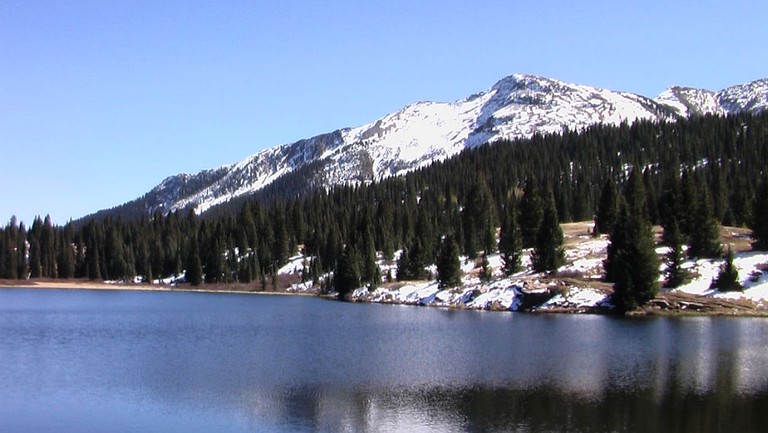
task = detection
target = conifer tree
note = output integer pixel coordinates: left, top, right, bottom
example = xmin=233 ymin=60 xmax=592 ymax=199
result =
xmin=499 ymin=200 xmax=523 ymax=276
xmin=659 ymin=173 xmax=683 ymax=246
xmin=751 ymin=174 xmax=768 ymax=250
xmin=414 ymin=208 xmax=436 ymax=263
xmin=29 ymin=239 xmax=42 ymax=278
xmin=519 ymin=178 xmax=543 ymax=248
xmin=480 ymin=253 xmax=493 ymax=282
xmin=205 ymin=238 xmax=224 ymax=283
xmin=679 ymin=170 xmax=698 ymax=240
xmin=56 ymin=232 xmax=75 ymax=279
xmin=595 ymin=177 xmax=619 ymax=236
xmin=396 ymin=247 xmax=411 ymax=281
xmin=604 ymin=171 xmax=660 ymax=312
xmin=16 ymin=223 xmax=28 ymax=279
xmin=711 ymin=247 xmax=742 ymax=292
xmin=406 ymin=240 xmax=428 ymax=280
xmin=532 ymin=191 xmax=565 ymax=273
xmin=687 ymin=185 xmax=722 ymax=259
xmin=663 ymin=218 xmax=691 ymax=288
xmin=0 ymin=234 xmax=8 ymax=279
xmin=436 ymin=235 xmax=461 ymax=289
xmin=184 ymin=234 xmax=203 ymax=285
xmin=334 ymin=245 xmax=361 ymax=299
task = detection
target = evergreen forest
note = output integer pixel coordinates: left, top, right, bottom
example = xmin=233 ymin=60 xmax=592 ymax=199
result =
xmin=2 ymin=112 xmax=768 ymax=311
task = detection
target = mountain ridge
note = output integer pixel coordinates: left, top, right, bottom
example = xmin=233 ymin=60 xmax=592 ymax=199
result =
xmin=93 ymin=74 xmax=768 ymax=220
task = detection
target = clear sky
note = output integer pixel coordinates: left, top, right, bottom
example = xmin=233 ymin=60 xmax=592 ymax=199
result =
xmin=2 ymin=0 xmax=767 ymax=225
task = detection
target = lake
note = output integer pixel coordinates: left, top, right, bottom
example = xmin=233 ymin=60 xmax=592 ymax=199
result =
xmin=1 ymin=288 xmax=767 ymax=432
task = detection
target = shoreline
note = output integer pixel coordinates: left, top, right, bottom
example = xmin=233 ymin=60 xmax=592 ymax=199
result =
xmin=0 ymin=279 xmax=315 ymax=297
xmin=2 ymin=280 xmax=767 ymax=317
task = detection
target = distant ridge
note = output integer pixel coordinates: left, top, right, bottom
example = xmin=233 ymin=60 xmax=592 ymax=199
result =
xmin=89 ymin=74 xmax=768 ymax=220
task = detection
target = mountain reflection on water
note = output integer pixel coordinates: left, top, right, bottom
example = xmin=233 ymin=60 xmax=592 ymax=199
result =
xmin=1 ymin=289 xmax=766 ymax=433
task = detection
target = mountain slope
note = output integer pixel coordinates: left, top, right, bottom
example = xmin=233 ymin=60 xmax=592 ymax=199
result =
xmin=98 ymin=74 xmax=768 ymax=219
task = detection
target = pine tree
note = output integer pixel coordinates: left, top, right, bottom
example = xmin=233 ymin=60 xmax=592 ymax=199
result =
xmin=360 ymin=227 xmax=379 ymax=286
xmin=679 ymin=170 xmax=698 ymax=240
xmin=396 ymin=247 xmax=411 ymax=281
xmin=604 ymin=171 xmax=660 ymax=312
xmin=436 ymin=235 xmax=461 ymax=289
xmin=519 ymin=178 xmax=543 ymax=248
xmin=185 ymin=234 xmax=203 ymax=286
xmin=400 ymin=239 xmax=428 ymax=280
xmin=55 ymin=227 xmax=75 ymax=279
xmin=595 ymin=177 xmax=619 ymax=236
xmin=711 ymin=247 xmax=742 ymax=292
xmin=751 ymin=174 xmax=768 ymax=250
xmin=663 ymin=218 xmax=691 ymax=288
xmin=480 ymin=253 xmax=493 ymax=282
xmin=659 ymin=173 xmax=683 ymax=246
xmin=334 ymin=245 xmax=361 ymax=299
xmin=205 ymin=238 xmax=224 ymax=283
xmin=687 ymin=185 xmax=722 ymax=259
xmin=531 ymin=191 xmax=565 ymax=273
xmin=499 ymin=200 xmax=523 ymax=276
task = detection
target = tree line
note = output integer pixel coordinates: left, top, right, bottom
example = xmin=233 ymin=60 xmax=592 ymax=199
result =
xmin=2 ymin=112 xmax=768 ymax=311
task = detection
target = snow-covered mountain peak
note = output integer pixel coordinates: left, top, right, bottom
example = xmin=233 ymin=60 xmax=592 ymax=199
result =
xmin=655 ymin=86 xmax=722 ymax=116
xmin=110 ymin=74 xmax=768 ymax=218
xmin=717 ymin=77 xmax=768 ymax=113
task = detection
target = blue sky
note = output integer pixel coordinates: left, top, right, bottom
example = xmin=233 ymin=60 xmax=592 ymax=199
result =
xmin=2 ymin=0 xmax=767 ymax=225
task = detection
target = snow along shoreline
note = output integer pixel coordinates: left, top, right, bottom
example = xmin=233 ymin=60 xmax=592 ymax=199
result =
xmin=285 ymin=226 xmax=768 ymax=316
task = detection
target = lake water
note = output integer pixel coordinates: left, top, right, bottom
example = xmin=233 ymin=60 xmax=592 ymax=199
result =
xmin=1 ymin=289 xmax=767 ymax=432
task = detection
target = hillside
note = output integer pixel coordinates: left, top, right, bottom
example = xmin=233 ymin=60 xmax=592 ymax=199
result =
xmin=90 ymin=74 xmax=768 ymax=220
xmin=325 ymin=223 xmax=768 ymax=316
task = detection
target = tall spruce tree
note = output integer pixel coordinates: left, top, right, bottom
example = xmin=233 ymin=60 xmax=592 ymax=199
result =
xmin=659 ymin=173 xmax=684 ymax=246
xmin=711 ymin=247 xmax=742 ymax=292
xmin=531 ymin=191 xmax=565 ymax=273
xmin=604 ymin=171 xmax=659 ymax=312
xmin=436 ymin=235 xmax=462 ymax=289
xmin=519 ymin=178 xmax=543 ymax=248
xmin=499 ymin=199 xmax=523 ymax=276
xmin=687 ymin=185 xmax=722 ymax=259
xmin=461 ymin=174 xmax=497 ymax=258
xmin=595 ymin=177 xmax=620 ymax=236
xmin=751 ymin=174 xmax=768 ymax=250
xmin=396 ymin=247 xmax=411 ymax=281
xmin=334 ymin=245 xmax=361 ymax=299
xmin=185 ymin=235 xmax=203 ymax=286
xmin=663 ymin=218 xmax=691 ymax=288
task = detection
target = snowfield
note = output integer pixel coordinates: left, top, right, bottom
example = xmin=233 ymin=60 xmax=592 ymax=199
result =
xmin=672 ymin=251 xmax=768 ymax=308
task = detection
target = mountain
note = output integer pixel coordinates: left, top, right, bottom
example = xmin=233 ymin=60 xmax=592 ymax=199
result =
xmin=97 ymin=74 xmax=768 ymax=219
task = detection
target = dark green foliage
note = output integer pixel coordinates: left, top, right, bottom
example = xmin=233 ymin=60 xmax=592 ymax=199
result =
xmin=605 ymin=171 xmax=660 ymax=313
xmin=711 ymin=247 xmax=742 ymax=292
xmin=663 ymin=219 xmax=691 ymax=288
xmin=461 ymin=174 xmax=497 ymax=258
xmin=519 ymin=178 xmax=543 ymax=249
xmin=185 ymin=236 xmax=203 ymax=286
xmin=687 ymin=185 xmax=722 ymax=258
xmin=751 ymin=174 xmax=768 ymax=250
xmin=595 ymin=178 xmax=619 ymax=236
xmin=499 ymin=199 xmax=523 ymax=276
xmin=436 ymin=235 xmax=462 ymax=289
xmin=679 ymin=170 xmax=699 ymax=240
xmin=659 ymin=174 xmax=684 ymax=246
xmin=4 ymin=112 xmax=768 ymax=291
xmin=396 ymin=241 xmax=429 ymax=281
xmin=480 ymin=253 xmax=492 ymax=282
xmin=334 ymin=245 xmax=360 ymax=299
xmin=531 ymin=191 xmax=565 ymax=273
xmin=396 ymin=247 xmax=410 ymax=281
